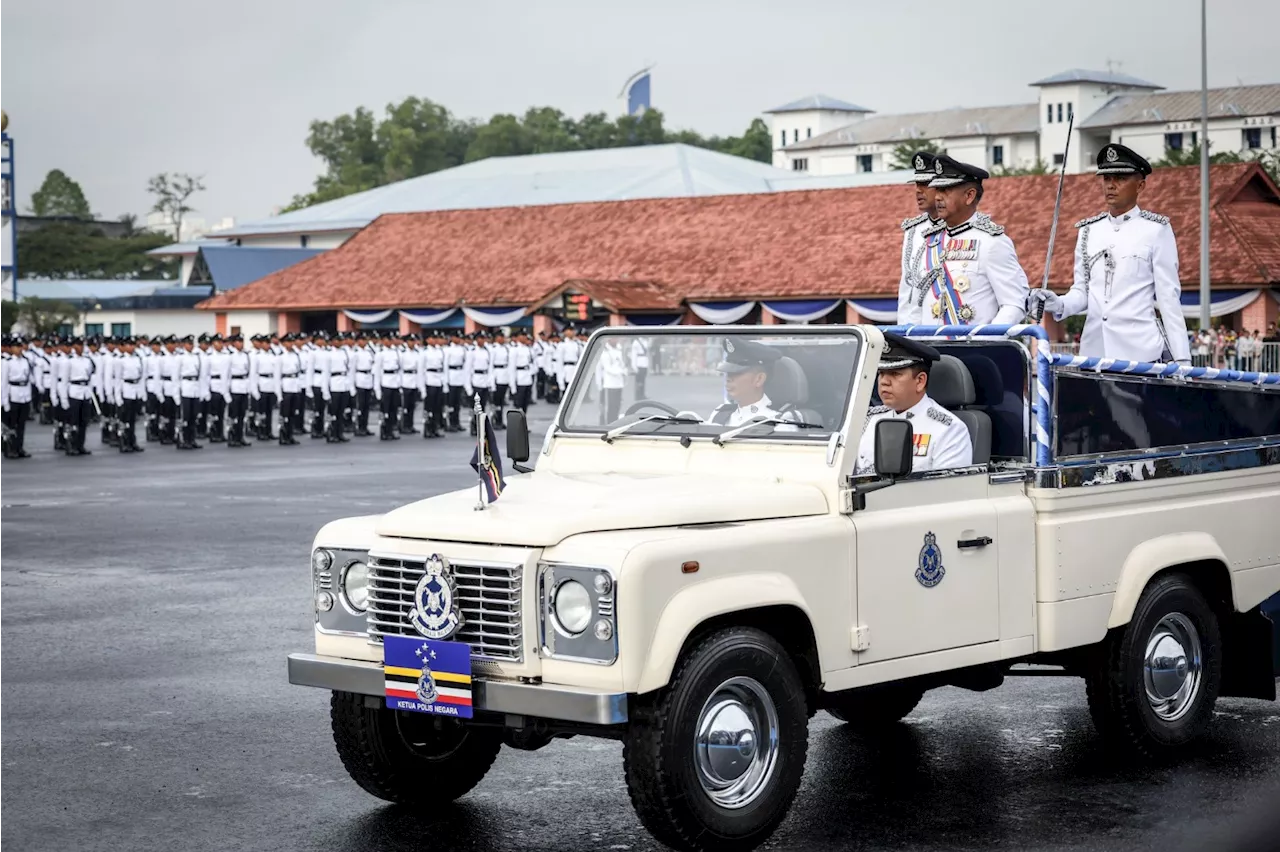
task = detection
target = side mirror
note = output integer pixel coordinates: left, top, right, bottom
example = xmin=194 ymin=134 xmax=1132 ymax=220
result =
xmin=506 ymin=411 xmax=534 ymax=473
xmin=874 ymin=419 xmax=913 ymax=478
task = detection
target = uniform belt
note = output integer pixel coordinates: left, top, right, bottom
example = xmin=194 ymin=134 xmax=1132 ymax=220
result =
xmin=356 ymin=369 xmax=372 ymax=373
xmin=473 ymin=370 xmax=488 ymax=374
xmin=124 ymin=378 xmax=141 ymax=384
xmin=426 ymin=367 xmax=443 ymax=372
xmin=330 ymin=371 xmax=346 ymax=376
xmin=182 ymin=374 xmax=198 ymax=379
xmin=402 ymin=370 xmax=417 ymax=374
xmin=71 ymin=379 xmax=90 ymax=385
xmin=232 ymin=373 xmax=248 ymax=379
xmin=10 ymin=380 xmax=29 ymax=386
xmin=563 ymin=359 xmax=578 ymax=365
xmin=281 ymin=372 xmax=298 ymax=377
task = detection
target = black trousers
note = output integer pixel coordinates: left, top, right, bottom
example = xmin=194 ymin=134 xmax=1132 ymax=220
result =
xmin=179 ymin=396 xmax=201 ymax=446
xmin=447 ymin=386 xmax=463 ymax=428
xmin=310 ymin=389 xmax=326 ymax=436
xmin=161 ymin=396 xmax=177 ymax=443
xmin=514 ymin=385 xmax=532 ymax=413
xmin=604 ymin=387 xmax=623 ymax=423
xmin=470 ymin=388 xmax=490 ymax=434
xmin=3 ymin=400 xmax=29 ymax=455
xmin=119 ymin=396 xmax=141 ymax=450
xmin=145 ymin=392 xmax=161 ymax=439
xmin=535 ymin=369 xmax=546 ymax=400
xmin=67 ymin=397 xmax=91 ymax=452
xmin=635 ymin=367 xmax=648 ymax=399
xmin=327 ymin=391 xmax=349 ymax=440
xmin=256 ymin=394 xmax=275 ymax=438
xmin=491 ymin=385 xmax=508 ymax=421
xmin=355 ymin=387 xmax=373 ymax=432
xmin=423 ymin=385 xmax=444 ymax=434
xmin=228 ymin=393 xmax=250 ymax=444
xmin=400 ymin=387 xmax=419 ymax=431
xmin=207 ymin=393 xmax=227 ymax=440
xmin=279 ymin=391 xmax=297 ymax=442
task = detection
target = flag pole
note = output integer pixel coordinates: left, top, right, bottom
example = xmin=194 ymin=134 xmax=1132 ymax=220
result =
xmin=1198 ymin=0 xmax=1211 ymax=332
xmin=473 ymin=393 xmax=486 ymax=511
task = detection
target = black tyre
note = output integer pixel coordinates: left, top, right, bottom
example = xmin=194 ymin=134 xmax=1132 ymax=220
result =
xmin=623 ymin=627 xmax=809 ymax=852
xmin=330 ymin=690 xmax=502 ymax=804
xmin=825 ymin=682 xmax=925 ymax=727
xmin=1085 ymin=573 xmax=1223 ymax=757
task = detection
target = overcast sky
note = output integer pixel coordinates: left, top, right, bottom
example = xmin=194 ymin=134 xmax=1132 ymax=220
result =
xmin=3 ymin=0 xmax=1276 ymax=228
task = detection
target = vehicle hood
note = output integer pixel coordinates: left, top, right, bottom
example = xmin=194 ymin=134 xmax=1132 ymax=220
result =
xmin=374 ymin=472 xmax=829 ymax=547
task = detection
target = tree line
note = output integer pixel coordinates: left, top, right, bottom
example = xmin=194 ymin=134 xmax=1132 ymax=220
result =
xmin=285 ymin=98 xmax=772 ymax=210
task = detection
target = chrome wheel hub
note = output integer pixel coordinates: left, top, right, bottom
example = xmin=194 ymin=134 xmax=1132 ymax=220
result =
xmin=1143 ymin=613 xmax=1203 ymax=722
xmin=694 ymin=676 xmax=780 ymax=809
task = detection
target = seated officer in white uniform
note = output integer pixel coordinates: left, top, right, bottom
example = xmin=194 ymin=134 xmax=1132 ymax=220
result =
xmin=1027 ymin=143 xmax=1191 ymax=364
xmin=855 ymin=334 xmax=973 ymax=475
xmin=707 ymin=339 xmax=803 ymax=428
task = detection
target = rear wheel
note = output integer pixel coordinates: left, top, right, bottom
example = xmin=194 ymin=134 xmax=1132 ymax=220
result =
xmin=623 ymin=627 xmax=809 ymax=852
xmin=825 ymin=682 xmax=925 ymax=727
xmin=1085 ymin=573 xmax=1222 ymax=757
xmin=330 ymin=691 xmax=502 ymax=804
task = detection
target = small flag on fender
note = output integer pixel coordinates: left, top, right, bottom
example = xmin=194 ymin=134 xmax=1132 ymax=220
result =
xmin=469 ymin=412 xmax=506 ymax=503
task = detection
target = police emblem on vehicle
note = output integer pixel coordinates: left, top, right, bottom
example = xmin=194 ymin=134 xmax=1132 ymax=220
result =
xmin=408 ymin=554 xmax=462 ymax=639
xmin=415 ymin=644 xmax=439 ymax=704
xmin=916 ymin=531 xmax=945 ymax=588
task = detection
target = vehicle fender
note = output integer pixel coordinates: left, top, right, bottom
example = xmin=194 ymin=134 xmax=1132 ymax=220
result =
xmin=633 ymin=573 xmax=814 ymax=695
xmin=1107 ymin=532 xmax=1229 ymax=629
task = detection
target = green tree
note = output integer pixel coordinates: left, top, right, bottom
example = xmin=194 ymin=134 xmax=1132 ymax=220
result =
xmin=147 ymin=172 xmax=206 ymax=241
xmin=722 ymin=118 xmax=772 ymax=163
xmin=889 ymin=140 xmax=942 ymax=171
xmin=991 ymin=158 xmax=1051 ymax=177
xmin=2 ymin=299 xmax=18 ymax=333
xmin=29 ymin=169 xmax=92 ymax=219
xmin=15 ymin=297 xmax=80 ymax=336
xmin=18 ymin=222 xmax=176 ymax=279
xmin=465 ymin=114 xmax=534 ymax=162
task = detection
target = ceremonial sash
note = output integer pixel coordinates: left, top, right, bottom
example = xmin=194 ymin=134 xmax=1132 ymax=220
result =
xmin=925 ymin=234 xmax=968 ymax=324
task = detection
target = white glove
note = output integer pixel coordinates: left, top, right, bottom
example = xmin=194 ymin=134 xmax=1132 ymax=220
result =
xmin=1026 ymin=290 xmax=1064 ymax=318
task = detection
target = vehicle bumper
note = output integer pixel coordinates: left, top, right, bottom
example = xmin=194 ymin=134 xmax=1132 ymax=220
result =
xmin=287 ymin=652 xmax=628 ymax=725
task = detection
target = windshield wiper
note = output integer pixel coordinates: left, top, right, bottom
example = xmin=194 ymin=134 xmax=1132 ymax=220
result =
xmin=713 ymin=416 xmax=824 ymax=446
xmin=602 ymin=414 xmax=703 ymax=443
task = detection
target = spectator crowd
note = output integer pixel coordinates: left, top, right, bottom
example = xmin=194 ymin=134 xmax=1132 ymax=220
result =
xmin=1188 ymin=324 xmax=1280 ymax=371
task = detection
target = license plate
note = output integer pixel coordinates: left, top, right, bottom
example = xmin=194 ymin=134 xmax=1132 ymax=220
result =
xmin=383 ymin=635 xmax=474 ymax=719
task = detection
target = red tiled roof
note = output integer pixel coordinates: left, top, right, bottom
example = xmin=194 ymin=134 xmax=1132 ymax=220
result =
xmin=202 ymin=163 xmax=1280 ymax=312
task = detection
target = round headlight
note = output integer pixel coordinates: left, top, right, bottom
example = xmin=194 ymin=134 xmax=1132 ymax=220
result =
xmin=315 ymin=591 xmax=334 ymax=612
xmin=593 ymin=573 xmax=613 ymax=596
xmin=312 ymin=549 xmax=333 ymax=573
xmin=553 ymin=580 xmax=593 ymax=635
xmin=593 ymin=619 xmax=613 ymax=641
xmin=341 ymin=560 xmax=370 ymax=612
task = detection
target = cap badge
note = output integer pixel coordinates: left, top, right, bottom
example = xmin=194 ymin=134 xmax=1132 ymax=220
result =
xmin=1105 ymin=147 xmax=1119 ymax=163
xmin=935 ymin=160 xmax=944 ymax=174
xmin=725 ymin=340 xmax=735 ymax=353
xmin=914 ymin=155 xmax=924 ymax=170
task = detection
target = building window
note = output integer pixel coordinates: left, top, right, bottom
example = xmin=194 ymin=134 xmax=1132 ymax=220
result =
xmin=1244 ymin=128 xmax=1262 ymax=149
xmin=793 ymin=129 xmax=799 ymax=143
xmin=1046 ymin=104 xmax=1053 ymax=124
xmin=1191 ymin=131 xmax=1198 ymax=147
xmin=780 ymin=130 xmax=786 ymax=147
xmin=300 ymin=235 xmax=309 ymax=248
xmin=806 ymin=127 xmax=811 ymax=139
xmin=991 ymin=145 xmax=1004 ymax=166
xmin=1165 ymin=132 xmax=1184 ymax=150
xmin=857 ymin=154 xmax=873 ymax=172
xmin=1057 ymin=103 xmax=1063 ymax=123
xmin=57 ymin=323 xmax=74 ymax=339
xmin=111 ymin=323 xmax=131 ymax=337
xmin=85 ymin=323 xmax=104 ymax=337
xmin=230 ymin=325 xmax=242 ymax=337
xmin=792 ymin=158 xmax=808 ymax=172
xmin=1272 ymin=127 xmax=1277 ymax=147
xmin=1053 ymin=153 xmax=1065 ymax=166
xmin=1067 ymin=102 xmax=1074 ymax=121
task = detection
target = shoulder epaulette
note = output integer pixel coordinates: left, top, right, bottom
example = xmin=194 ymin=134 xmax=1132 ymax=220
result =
xmin=1139 ymin=209 xmax=1170 ymax=226
xmin=900 ymin=212 xmax=929 ymax=231
xmin=922 ymin=219 xmax=946 ymax=237
xmin=1075 ymin=212 xmax=1107 ymax=229
xmin=971 ymin=218 xmax=1005 ymax=236
xmin=867 ymin=405 xmax=891 ymax=415
xmin=926 ymin=406 xmax=953 ymax=426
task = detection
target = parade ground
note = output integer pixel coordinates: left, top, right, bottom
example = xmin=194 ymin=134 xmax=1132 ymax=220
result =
xmin=3 ymin=415 xmax=1280 ymax=852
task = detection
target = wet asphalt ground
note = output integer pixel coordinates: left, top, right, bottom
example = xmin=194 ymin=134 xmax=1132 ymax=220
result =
xmin=3 ymin=410 xmax=1280 ymax=852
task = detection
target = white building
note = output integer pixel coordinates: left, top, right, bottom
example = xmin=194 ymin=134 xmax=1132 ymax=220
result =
xmin=769 ymin=69 xmax=1280 ymax=176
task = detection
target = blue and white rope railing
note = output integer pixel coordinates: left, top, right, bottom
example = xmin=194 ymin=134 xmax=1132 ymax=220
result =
xmin=1044 ymin=353 xmax=1280 ymax=386
xmin=885 ymin=324 xmax=1055 ymax=466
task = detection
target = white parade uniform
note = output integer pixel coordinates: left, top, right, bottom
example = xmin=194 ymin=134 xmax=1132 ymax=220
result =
xmin=557 ymin=337 xmax=584 ymax=388
xmin=228 ymin=350 xmax=253 ymax=398
xmin=208 ymin=349 xmax=231 ymax=399
xmin=897 ymin=212 xmax=939 ymax=321
xmin=423 ymin=345 xmax=446 ymax=390
xmin=116 ymin=352 xmax=147 ymax=404
xmin=904 ymin=214 xmax=1029 ymax=326
xmin=854 ymin=394 xmax=972 ymax=475
xmin=600 ymin=346 xmax=627 ymax=389
xmin=1051 ymin=206 xmax=1191 ymax=363
xmin=512 ymin=343 xmax=534 ymax=388
xmin=3 ymin=353 xmax=33 ymax=406
xmin=706 ymin=392 xmax=800 ymax=428
xmin=469 ymin=346 xmax=493 ymax=395
xmin=353 ymin=346 xmax=376 ymax=390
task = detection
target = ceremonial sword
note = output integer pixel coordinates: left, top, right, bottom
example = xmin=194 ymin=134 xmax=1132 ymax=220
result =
xmin=1031 ymin=113 xmax=1074 ymax=322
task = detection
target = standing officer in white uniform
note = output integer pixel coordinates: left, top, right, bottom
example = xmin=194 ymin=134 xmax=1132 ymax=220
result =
xmin=351 ymin=332 xmax=377 ymax=436
xmin=855 ymin=335 xmax=973 ymax=475
xmin=557 ymin=327 xmax=584 ymax=394
xmin=2 ymin=336 xmax=34 ymax=458
xmin=468 ymin=332 xmax=494 ymax=437
xmin=629 ymin=336 xmax=651 ymax=399
xmin=373 ymin=332 xmax=402 ymax=440
xmin=421 ymin=332 xmax=447 ymax=438
xmin=898 ymin=151 xmax=943 ymax=321
xmin=206 ymin=335 xmax=230 ymax=442
xmin=1027 ymin=144 xmax=1191 ymax=364
xmin=489 ymin=330 xmax=513 ymax=430
xmin=903 ymin=156 xmax=1030 ymax=326
xmin=510 ymin=330 xmax=535 ymax=414
xmin=113 ymin=338 xmax=147 ymax=453
xmin=275 ymin=334 xmax=304 ymax=445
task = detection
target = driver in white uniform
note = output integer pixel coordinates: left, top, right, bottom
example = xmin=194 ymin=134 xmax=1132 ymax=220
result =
xmin=707 ymin=339 xmax=802 ymax=428
xmin=855 ymin=334 xmax=972 ymax=475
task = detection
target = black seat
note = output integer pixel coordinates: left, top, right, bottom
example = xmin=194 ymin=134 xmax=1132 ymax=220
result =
xmin=960 ymin=353 xmax=1028 ymax=461
xmin=767 ymin=356 xmax=824 ymax=427
xmin=927 ymin=355 xmax=991 ymax=466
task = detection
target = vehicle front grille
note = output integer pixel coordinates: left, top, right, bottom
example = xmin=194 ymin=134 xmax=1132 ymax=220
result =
xmin=366 ymin=555 xmax=523 ymax=662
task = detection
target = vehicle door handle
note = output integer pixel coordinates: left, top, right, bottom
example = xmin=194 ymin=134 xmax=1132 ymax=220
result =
xmin=957 ymin=536 xmax=993 ymax=549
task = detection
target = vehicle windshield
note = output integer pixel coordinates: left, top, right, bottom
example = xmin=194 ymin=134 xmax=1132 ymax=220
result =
xmin=558 ymin=328 xmax=862 ymax=441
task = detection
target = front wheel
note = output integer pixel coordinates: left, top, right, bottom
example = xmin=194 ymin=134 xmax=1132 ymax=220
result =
xmin=329 ymin=691 xmax=502 ymax=804
xmin=623 ymin=627 xmax=809 ymax=852
xmin=1085 ymin=573 xmax=1223 ymax=757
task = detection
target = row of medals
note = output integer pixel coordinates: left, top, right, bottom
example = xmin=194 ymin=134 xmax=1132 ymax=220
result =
xmin=930 ymin=257 xmax=975 ymax=321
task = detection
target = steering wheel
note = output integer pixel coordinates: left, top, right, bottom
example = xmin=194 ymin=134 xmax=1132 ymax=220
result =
xmin=624 ymin=400 xmax=681 ymax=417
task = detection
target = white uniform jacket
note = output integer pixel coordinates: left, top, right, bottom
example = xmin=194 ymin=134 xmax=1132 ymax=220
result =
xmin=854 ymin=394 xmax=973 ymax=475
xmin=903 ymin=214 xmax=1030 ymax=326
xmin=445 ymin=344 xmax=469 ymax=391
xmin=399 ymin=347 xmax=423 ymax=393
xmin=423 ymin=346 xmax=447 ymax=389
xmin=177 ymin=350 xmax=208 ymax=400
xmin=630 ymin=338 xmax=650 ymax=371
xmin=2 ymin=354 xmax=34 ymax=408
xmin=898 ymin=212 xmax=939 ymax=321
xmin=469 ymin=346 xmax=493 ymax=394
xmin=707 ymin=392 xmax=802 ymax=428
xmin=322 ymin=347 xmax=354 ymax=399
xmin=353 ymin=347 xmax=376 ymax=390
xmin=557 ymin=338 xmax=584 ymax=388
xmin=116 ymin=353 xmax=147 ymax=404
xmin=65 ymin=354 xmax=100 ymax=403
xmin=208 ymin=350 xmax=231 ymax=398
xmin=490 ymin=343 xmax=512 ymax=389
xmin=373 ymin=347 xmax=401 ymax=400
xmin=276 ymin=350 xmax=304 ymax=394
xmin=512 ymin=343 xmax=534 ymax=388
xmin=227 ymin=350 xmax=253 ymax=398
xmin=1054 ymin=206 xmax=1191 ymax=363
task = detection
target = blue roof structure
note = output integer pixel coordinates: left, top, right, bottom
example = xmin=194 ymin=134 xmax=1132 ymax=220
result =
xmin=1031 ymin=69 xmax=1163 ymax=89
xmin=197 ymin=245 xmax=324 ymax=291
xmin=216 ymin=144 xmax=797 ymax=238
xmin=764 ymin=95 xmax=873 ymax=114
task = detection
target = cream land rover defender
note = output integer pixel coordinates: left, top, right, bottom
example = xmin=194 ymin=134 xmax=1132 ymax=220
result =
xmin=288 ymin=324 xmax=1280 ymax=852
